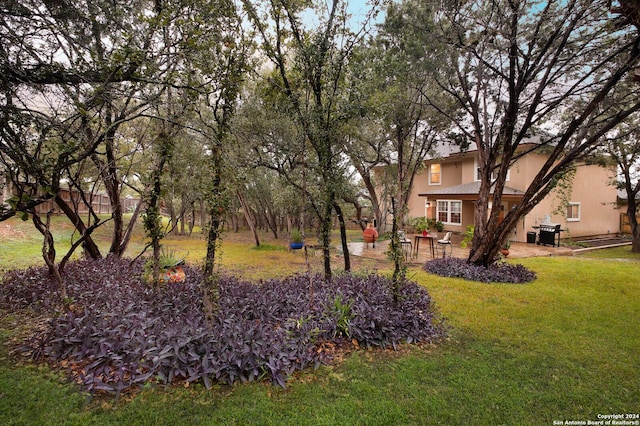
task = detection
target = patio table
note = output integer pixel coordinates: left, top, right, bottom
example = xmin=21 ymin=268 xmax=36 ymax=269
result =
xmin=413 ymin=234 xmax=436 ymax=259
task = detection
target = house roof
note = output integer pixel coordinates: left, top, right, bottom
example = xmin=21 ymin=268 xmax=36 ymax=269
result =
xmin=429 ymin=134 xmax=550 ymax=162
xmin=419 ymin=181 xmax=525 ymax=200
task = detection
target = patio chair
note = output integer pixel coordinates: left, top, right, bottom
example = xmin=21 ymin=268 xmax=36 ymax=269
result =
xmin=398 ymin=230 xmax=413 ymax=260
xmin=436 ymin=231 xmax=452 ymax=258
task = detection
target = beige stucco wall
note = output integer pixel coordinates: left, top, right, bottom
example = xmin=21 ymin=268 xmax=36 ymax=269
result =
xmin=405 ymin=159 xmax=468 ymax=234
xmin=406 ymin=166 xmax=430 ymax=220
xmin=519 ymin=157 xmax=619 ymax=241
xmin=404 ymin=152 xmax=619 ymax=242
xmin=405 ymin=160 xmax=465 ymax=226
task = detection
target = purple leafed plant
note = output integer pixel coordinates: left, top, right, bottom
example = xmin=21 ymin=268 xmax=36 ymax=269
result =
xmin=423 ymin=257 xmax=536 ymax=283
xmin=1 ymin=257 xmax=446 ymax=393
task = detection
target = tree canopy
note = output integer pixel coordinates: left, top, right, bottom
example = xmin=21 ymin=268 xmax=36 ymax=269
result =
xmin=3 ymin=0 xmax=640 ymax=275
xmin=421 ymin=0 xmax=640 ymax=265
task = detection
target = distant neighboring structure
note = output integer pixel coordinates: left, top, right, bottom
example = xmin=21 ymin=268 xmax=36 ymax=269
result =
xmin=0 ymin=176 xmax=139 ymax=216
xmin=403 ymin=140 xmax=619 ymax=243
xmin=617 ymin=189 xmax=640 ymax=234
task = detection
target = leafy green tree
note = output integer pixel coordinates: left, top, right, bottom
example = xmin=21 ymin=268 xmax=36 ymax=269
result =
xmin=596 ymin=79 xmax=640 ymax=252
xmin=427 ymin=0 xmax=640 ymax=266
xmin=0 ymin=0 xmax=181 ymax=261
xmin=1 ymin=0 xmax=253 ymax=306
xmin=232 ymin=84 xmax=318 ymax=241
xmin=162 ymin=131 xmax=209 ymax=235
xmin=0 ymin=0 xmax=178 ymax=305
xmin=346 ymin=0 xmax=453 ymax=281
xmin=242 ymin=0 xmax=379 ymax=279
xmin=363 ymin=0 xmax=449 ymax=221
xmin=180 ymin=3 xmax=252 ymax=319
xmin=605 ymin=123 xmax=640 ymax=252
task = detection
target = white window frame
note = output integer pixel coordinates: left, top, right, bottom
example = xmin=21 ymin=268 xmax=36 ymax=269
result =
xmin=567 ymin=202 xmax=581 ymax=222
xmin=437 ymin=200 xmax=462 ymax=225
xmin=428 ymin=163 xmax=442 ymax=185
xmin=474 ymin=157 xmax=510 ymax=182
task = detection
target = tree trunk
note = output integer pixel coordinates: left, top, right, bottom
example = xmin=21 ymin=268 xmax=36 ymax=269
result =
xmin=334 ymin=202 xmax=350 ymax=272
xmin=389 ymin=197 xmax=404 ymax=304
xmin=90 ymin=120 xmax=126 ymax=258
xmin=31 ymin=211 xmax=67 ymax=305
xmin=54 ymin=194 xmax=102 ymax=260
xmin=202 ymin=147 xmax=225 ymax=322
xmin=320 ymin=195 xmax=334 ymax=281
xmin=118 ymin=199 xmax=143 ymax=255
xmin=199 ymin=200 xmax=206 ymax=233
xmin=108 ymin=187 xmax=125 ymax=256
xmin=166 ymin=196 xmax=178 ymax=234
xmin=237 ymin=189 xmax=260 ymax=247
xmin=352 ymin=200 xmax=366 ymax=231
xmin=203 ymin=210 xmax=222 ymax=320
xmin=627 ymin=197 xmax=640 ymax=253
xmin=143 ymin=127 xmax=173 ymax=287
xmin=262 ymin=203 xmax=279 ymax=239
xmin=179 ymin=193 xmax=189 ymax=235
xmin=396 ymin=127 xmax=406 ymax=228
xmin=188 ymin=203 xmax=196 ymax=236
xmin=147 ymin=166 xmax=165 ymax=286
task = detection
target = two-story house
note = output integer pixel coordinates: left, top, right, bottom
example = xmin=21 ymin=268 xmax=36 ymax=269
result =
xmin=406 ymin=141 xmax=619 ymax=243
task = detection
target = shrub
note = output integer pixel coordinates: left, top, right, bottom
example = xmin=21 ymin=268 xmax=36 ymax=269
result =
xmin=423 ymin=257 xmax=536 ymax=284
xmin=142 ymin=248 xmax=184 ymax=284
xmin=1 ymin=258 xmax=446 ymax=393
xmin=290 ymin=229 xmax=303 ymax=243
xmin=460 ymin=225 xmax=474 ymax=249
xmin=411 ymin=216 xmax=431 ymax=233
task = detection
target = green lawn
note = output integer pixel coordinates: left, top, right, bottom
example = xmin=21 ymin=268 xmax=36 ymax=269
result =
xmin=575 ymin=244 xmax=639 ymax=259
xmin=1 ymin=217 xmax=639 ymax=425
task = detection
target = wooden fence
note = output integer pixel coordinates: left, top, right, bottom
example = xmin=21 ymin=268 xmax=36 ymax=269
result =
xmin=620 ymin=213 xmax=640 ymax=234
xmin=31 ymin=189 xmax=140 ymax=216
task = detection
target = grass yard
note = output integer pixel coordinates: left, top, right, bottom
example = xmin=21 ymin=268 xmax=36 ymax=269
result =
xmin=575 ymin=244 xmax=640 ymax=260
xmin=1 ymin=216 xmax=639 ymax=425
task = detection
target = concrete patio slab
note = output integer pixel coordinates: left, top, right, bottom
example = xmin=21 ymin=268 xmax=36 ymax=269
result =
xmin=348 ymin=235 xmax=574 ymax=265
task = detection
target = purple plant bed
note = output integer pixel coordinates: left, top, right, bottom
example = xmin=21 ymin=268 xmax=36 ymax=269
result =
xmin=1 ymin=257 xmax=446 ymax=394
xmin=423 ymin=257 xmax=536 ymax=284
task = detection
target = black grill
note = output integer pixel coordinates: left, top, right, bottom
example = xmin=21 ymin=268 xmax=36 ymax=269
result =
xmin=538 ymin=223 xmax=561 ymax=247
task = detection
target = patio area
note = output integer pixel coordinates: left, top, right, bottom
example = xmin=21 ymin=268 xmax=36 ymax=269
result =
xmin=347 ymin=234 xmax=574 ymax=264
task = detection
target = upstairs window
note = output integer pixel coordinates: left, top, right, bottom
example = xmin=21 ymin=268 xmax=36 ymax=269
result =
xmin=429 ymin=163 xmax=441 ymax=185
